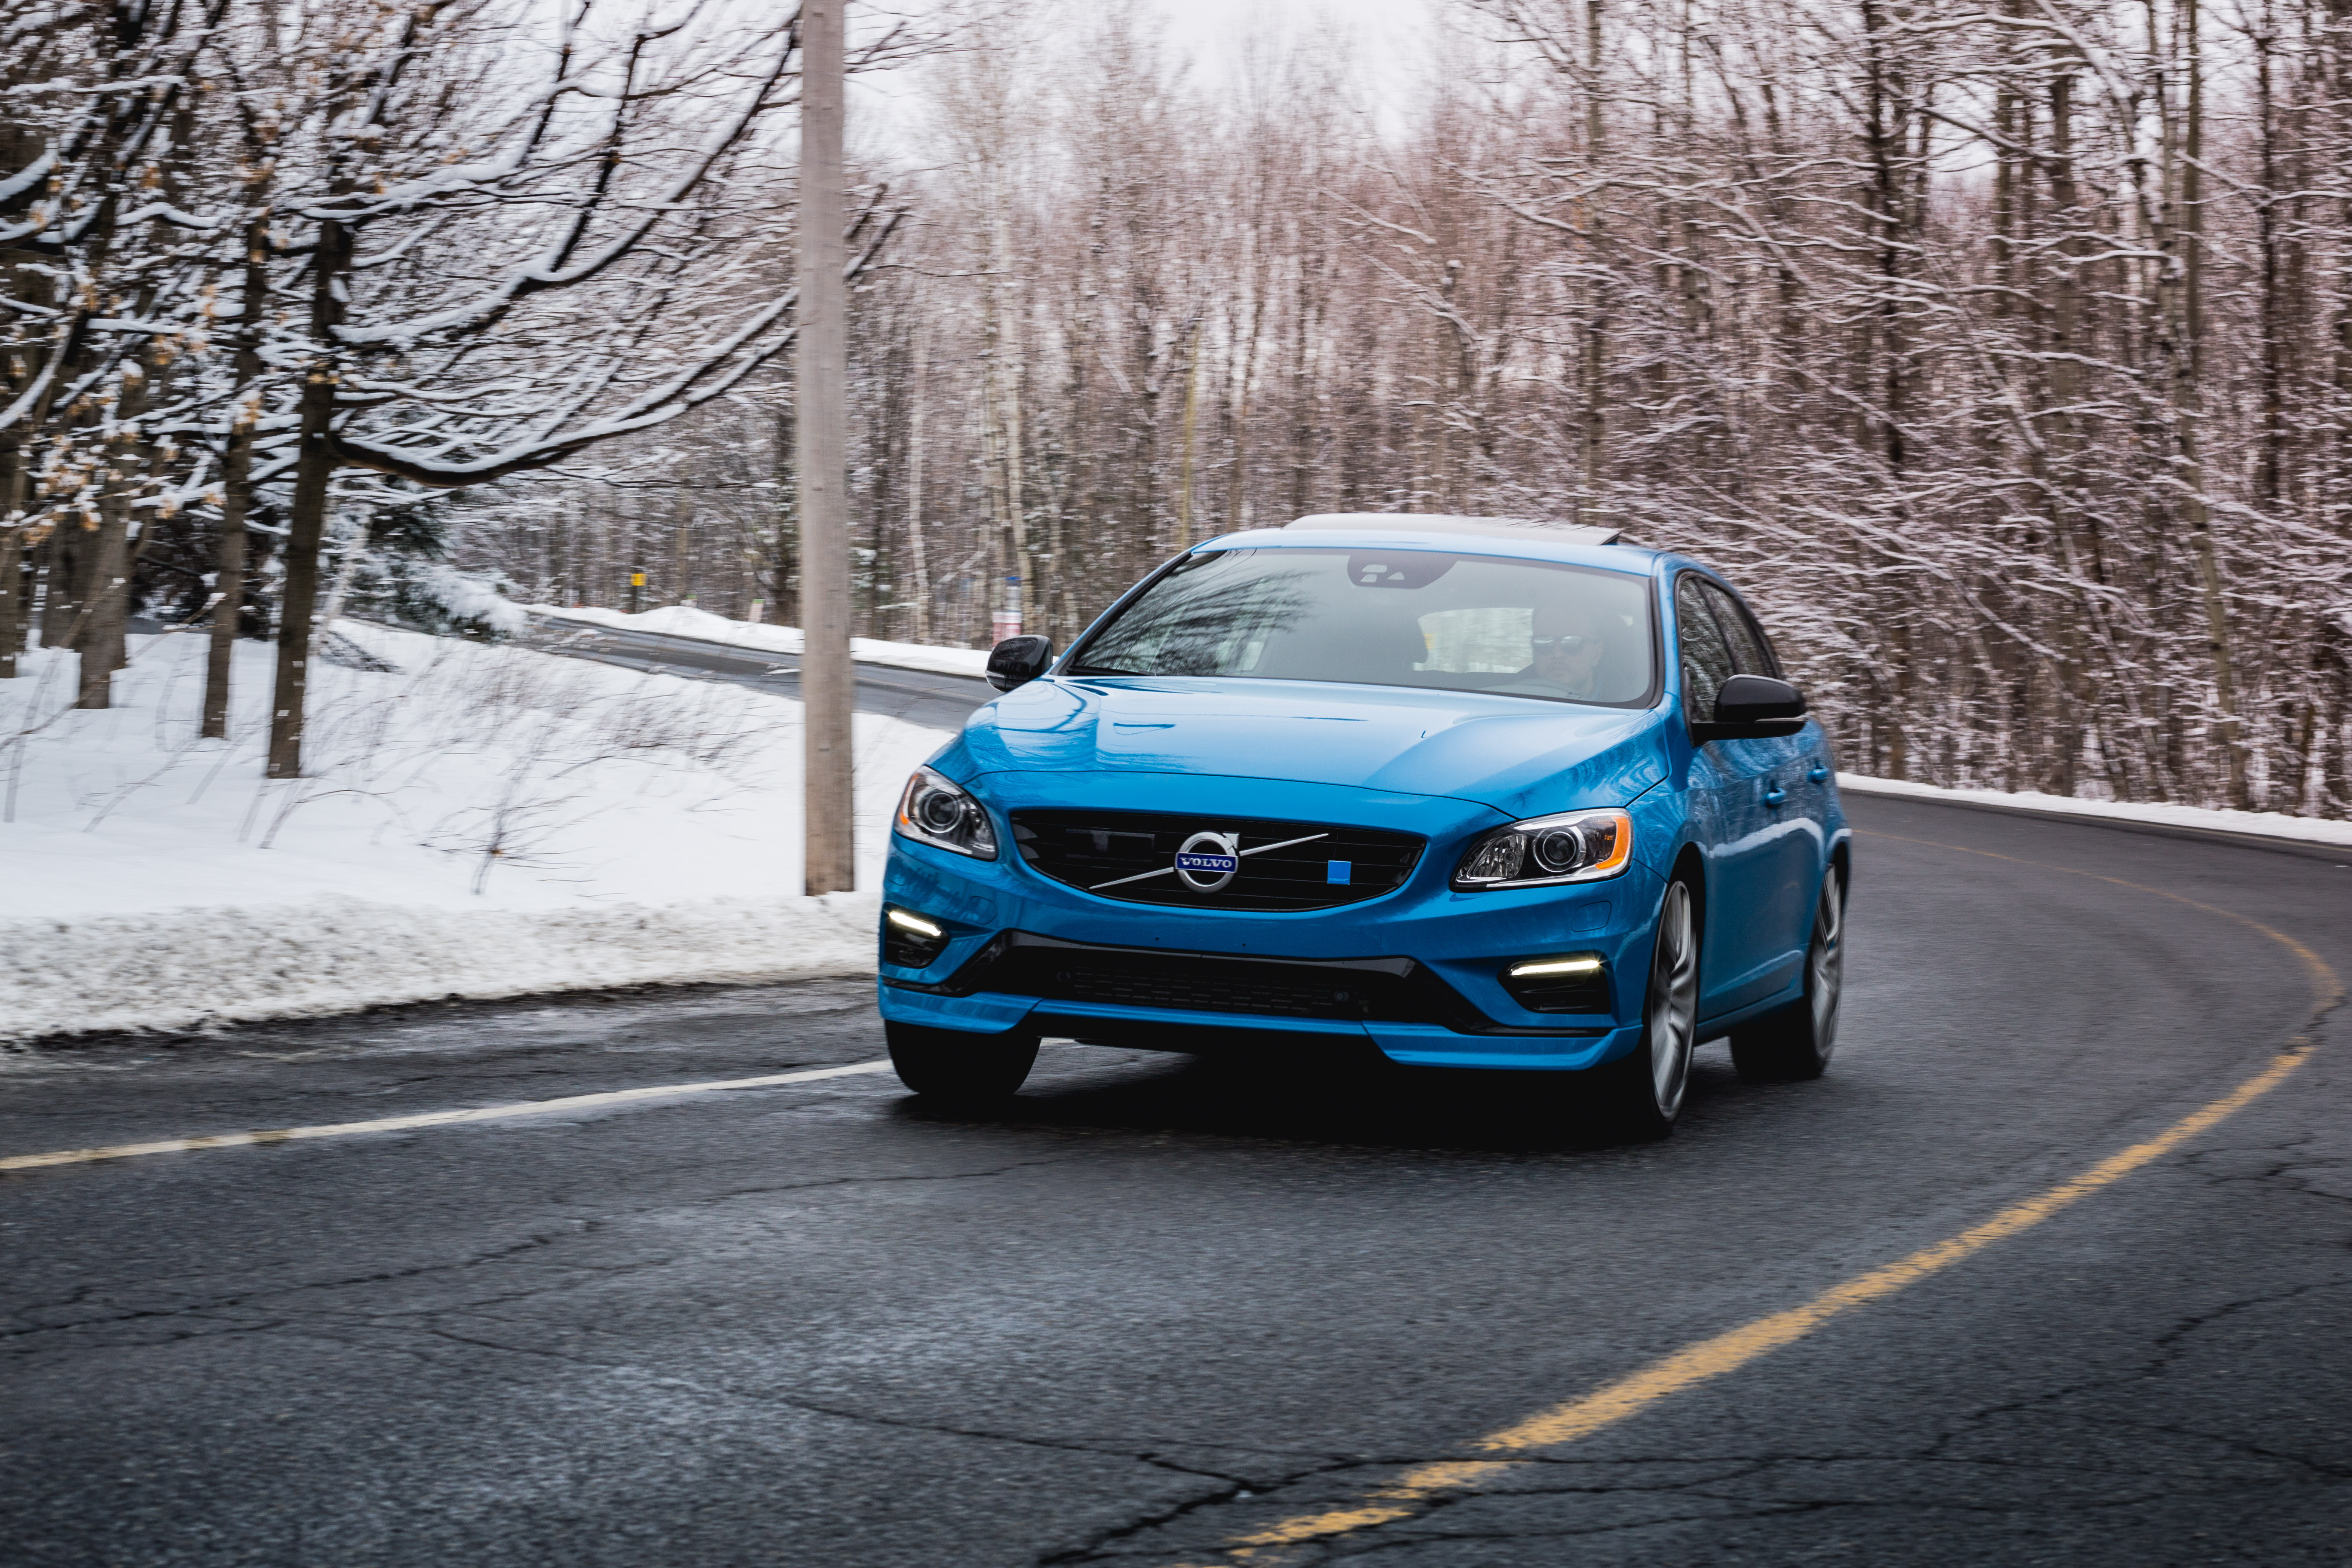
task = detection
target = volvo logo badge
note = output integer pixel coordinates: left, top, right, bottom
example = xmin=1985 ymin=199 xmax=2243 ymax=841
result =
xmin=1174 ymin=831 xmax=1241 ymax=892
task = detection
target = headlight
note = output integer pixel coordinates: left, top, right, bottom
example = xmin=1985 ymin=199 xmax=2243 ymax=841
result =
xmin=1452 ymin=808 xmax=1632 ymax=891
xmin=893 ymin=766 xmax=998 ymax=860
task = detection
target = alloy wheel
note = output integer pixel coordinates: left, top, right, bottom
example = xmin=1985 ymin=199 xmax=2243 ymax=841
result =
xmin=1808 ymin=873 xmax=1845 ymax=1050
xmin=1646 ymin=880 xmax=1699 ymax=1115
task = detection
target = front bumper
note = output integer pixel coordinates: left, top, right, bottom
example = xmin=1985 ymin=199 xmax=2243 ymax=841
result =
xmin=879 ymin=776 xmax=1663 ymax=1072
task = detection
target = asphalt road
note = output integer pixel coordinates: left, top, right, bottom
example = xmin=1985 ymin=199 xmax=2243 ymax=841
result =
xmin=4 ymin=795 xmax=2349 ymax=1566
xmin=519 ymin=612 xmax=997 ymax=732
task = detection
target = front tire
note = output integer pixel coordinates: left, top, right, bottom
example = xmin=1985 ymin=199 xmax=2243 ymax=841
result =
xmin=1731 ymin=867 xmax=1844 ymax=1082
xmin=1594 ymin=876 xmax=1700 ymax=1140
xmin=886 ymin=1021 xmax=1038 ymax=1101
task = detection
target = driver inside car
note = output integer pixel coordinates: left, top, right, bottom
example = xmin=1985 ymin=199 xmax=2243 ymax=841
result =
xmin=1525 ymin=603 xmax=1609 ymax=698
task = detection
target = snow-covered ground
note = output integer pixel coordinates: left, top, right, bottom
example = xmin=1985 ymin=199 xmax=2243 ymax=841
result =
xmin=1 ymin=624 xmax=953 ymax=1042
xmin=1838 ymin=774 xmax=2352 ymax=848
xmin=527 ymin=603 xmax=995 ymax=679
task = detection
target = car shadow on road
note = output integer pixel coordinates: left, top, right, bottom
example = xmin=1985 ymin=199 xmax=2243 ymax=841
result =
xmin=891 ymin=1042 xmax=1746 ymax=1156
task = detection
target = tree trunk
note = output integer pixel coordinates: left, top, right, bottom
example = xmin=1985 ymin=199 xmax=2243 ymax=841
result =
xmin=904 ymin=321 xmax=931 ymax=644
xmin=75 ymin=490 xmax=130 ymax=709
xmin=1175 ymin=317 xmax=1203 ymax=546
xmin=0 ymin=522 xmax=21 ymax=678
xmin=1579 ymin=0 xmax=1609 ymax=524
xmin=2252 ymin=4 xmax=2287 ymax=511
xmin=42 ymin=524 xmax=82 ymax=650
xmin=204 ymin=284 xmax=260 ymax=744
xmin=771 ymin=399 xmax=800 ymax=629
xmin=267 ymin=217 xmax=352 ymax=779
xmin=2173 ymin=0 xmax=2251 ymax=806
xmin=0 ymin=310 xmax=83 ymax=676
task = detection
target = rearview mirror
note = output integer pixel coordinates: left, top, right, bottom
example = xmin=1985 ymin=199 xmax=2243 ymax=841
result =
xmin=1691 ymin=674 xmax=1807 ymax=743
xmin=985 ymin=635 xmax=1055 ymax=692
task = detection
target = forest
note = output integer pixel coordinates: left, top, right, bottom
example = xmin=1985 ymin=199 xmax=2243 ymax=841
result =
xmin=5 ymin=0 xmax=2350 ymax=812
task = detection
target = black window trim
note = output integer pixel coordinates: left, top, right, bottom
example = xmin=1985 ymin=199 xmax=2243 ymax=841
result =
xmin=1673 ymin=570 xmax=1735 ymax=737
xmin=1700 ymin=576 xmax=1783 ymax=680
xmin=1675 ymin=566 xmax=1790 ymax=735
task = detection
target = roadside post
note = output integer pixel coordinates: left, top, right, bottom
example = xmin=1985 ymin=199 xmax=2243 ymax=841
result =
xmin=798 ymin=0 xmax=854 ymax=895
xmin=992 ymin=574 xmax=1022 ymax=643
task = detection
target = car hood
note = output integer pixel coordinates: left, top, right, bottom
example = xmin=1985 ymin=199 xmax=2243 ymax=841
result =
xmin=953 ymin=676 xmax=1669 ymax=818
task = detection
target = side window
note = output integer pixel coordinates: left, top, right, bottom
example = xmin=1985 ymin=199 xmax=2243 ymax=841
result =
xmin=1674 ymin=576 xmax=1734 ymax=720
xmin=1701 ymin=582 xmax=1774 ymax=677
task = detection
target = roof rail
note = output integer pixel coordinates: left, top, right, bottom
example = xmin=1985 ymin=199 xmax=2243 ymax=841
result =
xmin=1282 ymin=512 xmax=1623 ymax=547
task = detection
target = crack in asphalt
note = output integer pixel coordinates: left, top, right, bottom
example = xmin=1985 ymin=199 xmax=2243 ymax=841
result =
xmin=1036 ymin=1456 xmax=1823 ymax=1563
xmin=0 ymin=1222 xmax=598 ymax=1347
xmin=1266 ymin=1482 xmax=2352 ymax=1564
xmin=329 ymin=1309 xmax=1380 ymax=1565
xmin=1044 ymin=1195 xmax=2352 ymax=1560
xmin=1062 ymin=1442 xmax=2352 ymax=1565
xmin=1908 ymin=1272 xmax=2352 ymax=1476
xmin=0 ymin=1155 xmax=1081 ymax=1351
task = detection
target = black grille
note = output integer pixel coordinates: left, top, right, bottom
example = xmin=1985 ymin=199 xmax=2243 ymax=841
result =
xmin=1011 ymin=809 xmax=1423 ymax=911
xmin=989 ymin=942 xmax=1420 ymax=1021
xmin=889 ymin=932 xmax=1608 ymax=1038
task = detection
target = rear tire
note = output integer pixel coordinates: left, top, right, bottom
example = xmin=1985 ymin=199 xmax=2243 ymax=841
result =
xmin=1730 ymin=868 xmax=1844 ymax=1082
xmin=886 ymin=1021 xmax=1038 ymax=1101
xmin=1592 ymin=876 xmax=1700 ymax=1141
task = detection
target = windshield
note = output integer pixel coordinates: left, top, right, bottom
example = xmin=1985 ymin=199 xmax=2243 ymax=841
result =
xmin=1066 ymin=548 xmax=1657 ymax=707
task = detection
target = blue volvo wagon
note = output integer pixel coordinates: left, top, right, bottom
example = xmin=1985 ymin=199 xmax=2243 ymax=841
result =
xmin=878 ymin=514 xmax=1849 ymax=1137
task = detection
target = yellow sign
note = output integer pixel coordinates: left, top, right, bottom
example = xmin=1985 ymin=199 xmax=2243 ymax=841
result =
xmin=630 ymin=572 xmax=646 ymax=587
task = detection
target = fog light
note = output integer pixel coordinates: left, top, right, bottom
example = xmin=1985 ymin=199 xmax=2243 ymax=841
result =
xmin=882 ymin=906 xmax=951 ymax=968
xmin=1500 ymin=952 xmax=1610 ymax=1014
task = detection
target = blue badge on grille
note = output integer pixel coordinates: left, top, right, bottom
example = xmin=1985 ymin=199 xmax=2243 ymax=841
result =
xmin=1175 ymin=831 xmax=1241 ymax=892
xmin=1327 ymin=860 xmax=1352 ymax=885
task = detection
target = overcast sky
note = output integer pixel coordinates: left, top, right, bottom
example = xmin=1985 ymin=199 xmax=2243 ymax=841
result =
xmin=1145 ymin=0 xmax=1441 ymax=88
xmin=847 ymin=0 xmax=1457 ymax=159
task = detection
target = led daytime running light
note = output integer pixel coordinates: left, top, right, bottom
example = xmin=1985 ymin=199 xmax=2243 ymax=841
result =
xmin=1509 ymin=956 xmax=1603 ymax=977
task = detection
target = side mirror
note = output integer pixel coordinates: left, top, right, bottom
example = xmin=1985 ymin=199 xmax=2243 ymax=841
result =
xmin=985 ymin=635 xmax=1055 ymax=692
xmin=1691 ymin=674 xmax=1807 ymax=743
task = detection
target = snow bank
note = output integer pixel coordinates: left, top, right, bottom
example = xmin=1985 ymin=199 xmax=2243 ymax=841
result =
xmin=0 ymin=892 xmax=881 ymax=1041
xmin=528 ymin=603 xmax=995 ymax=679
xmin=1839 ymin=773 xmax=2352 ymax=848
xmin=416 ymin=562 xmax=530 ymax=636
xmin=1 ymin=625 xmax=953 ymax=1043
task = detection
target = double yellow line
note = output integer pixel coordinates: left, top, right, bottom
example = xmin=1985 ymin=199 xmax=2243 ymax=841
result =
xmin=1195 ymin=838 xmax=2343 ymax=1563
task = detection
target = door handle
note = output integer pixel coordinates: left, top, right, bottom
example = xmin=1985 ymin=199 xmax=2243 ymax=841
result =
xmin=1807 ymin=762 xmax=1830 ymax=783
xmin=1763 ymin=784 xmax=1788 ymax=808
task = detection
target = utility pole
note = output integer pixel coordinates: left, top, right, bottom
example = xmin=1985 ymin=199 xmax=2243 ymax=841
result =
xmin=798 ymin=0 xmax=854 ymax=894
